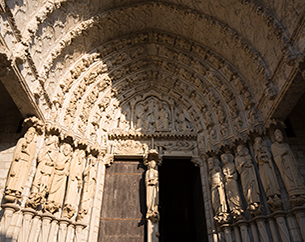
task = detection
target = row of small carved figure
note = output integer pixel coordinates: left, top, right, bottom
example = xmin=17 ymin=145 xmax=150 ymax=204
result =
xmin=4 ymin=127 xmax=98 ymax=222
xmin=208 ymin=129 xmax=305 ymax=224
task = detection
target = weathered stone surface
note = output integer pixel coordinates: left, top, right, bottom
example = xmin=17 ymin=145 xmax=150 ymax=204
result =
xmin=0 ymin=1 xmax=305 ymax=241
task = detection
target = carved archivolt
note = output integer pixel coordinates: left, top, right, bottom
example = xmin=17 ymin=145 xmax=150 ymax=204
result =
xmin=40 ymin=30 xmax=266 ymax=150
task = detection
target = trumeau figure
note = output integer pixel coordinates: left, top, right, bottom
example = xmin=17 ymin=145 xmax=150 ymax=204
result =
xmin=254 ymin=137 xmax=281 ymax=211
xmin=145 ymin=152 xmax=159 ymax=223
xmin=5 ymin=127 xmax=37 ymax=203
xmin=208 ymin=157 xmax=229 ymax=223
xmin=27 ymin=135 xmax=59 ymax=209
xmin=63 ymin=149 xmax=86 ymax=219
xmin=221 ymin=153 xmax=243 ymax=220
xmin=44 ymin=143 xmax=73 ymax=213
xmin=78 ymin=154 xmax=97 ymax=221
xmin=271 ymin=129 xmax=305 ymax=206
xmin=235 ymin=144 xmax=261 ymax=215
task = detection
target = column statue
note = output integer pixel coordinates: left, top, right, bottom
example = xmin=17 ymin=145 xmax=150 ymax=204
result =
xmin=221 ymin=153 xmax=243 ymax=220
xmin=253 ymin=137 xmax=281 ymax=211
xmin=44 ymin=143 xmax=73 ymax=214
xmin=208 ymin=157 xmax=229 ymax=223
xmin=5 ymin=127 xmax=37 ymax=203
xmin=26 ymin=135 xmax=59 ymax=209
xmin=144 ymin=149 xmax=160 ymax=242
xmin=146 ymin=159 xmax=159 ymax=222
xmin=235 ymin=144 xmax=261 ymax=215
xmin=271 ymin=129 xmax=305 ymax=206
xmin=77 ymin=154 xmax=97 ymax=221
xmin=63 ymin=149 xmax=86 ymax=219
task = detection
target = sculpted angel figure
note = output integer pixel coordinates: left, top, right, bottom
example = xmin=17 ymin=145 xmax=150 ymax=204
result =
xmin=271 ymin=129 xmax=305 ymax=206
xmin=5 ymin=127 xmax=37 ymax=202
xmin=254 ymin=137 xmax=281 ymax=211
xmin=27 ymin=135 xmax=59 ymax=208
xmin=208 ymin=157 xmax=229 ymax=223
xmin=221 ymin=153 xmax=243 ymax=219
xmin=44 ymin=143 xmax=73 ymax=213
xmin=146 ymin=159 xmax=159 ymax=223
xmin=235 ymin=144 xmax=261 ymax=214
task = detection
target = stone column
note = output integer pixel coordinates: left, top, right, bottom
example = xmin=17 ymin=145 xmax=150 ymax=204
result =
xmin=273 ymin=211 xmax=291 ymax=242
xmin=74 ymin=223 xmax=86 ymax=242
xmin=0 ymin=204 xmax=20 ymax=242
xmin=47 ymin=219 xmax=59 ymax=242
xmin=255 ymin=216 xmax=270 ymax=242
xmin=41 ymin=214 xmax=54 ymax=242
xmin=58 ymin=218 xmax=70 ymax=242
xmin=27 ymin=214 xmax=42 ymax=242
xmin=233 ymin=225 xmax=241 ymax=242
xmin=147 ymin=220 xmax=159 ymax=242
xmin=221 ymin=224 xmax=233 ymax=242
xmin=250 ymin=221 xmax=259 ymax=242
xmin=237 ymin=221 xmax=250 ymax=242
xmin=65 ymin=223 xmax=75 ymax=242
xmin=292 ymin=207 xmax=305 ymax=242
xmin=267 ymin=218 xmax=279 ymax=242
xmin=17 ymin=208 xmax=36 ymax=242
xmin=286 ymin=213 xmax=302 ymax=242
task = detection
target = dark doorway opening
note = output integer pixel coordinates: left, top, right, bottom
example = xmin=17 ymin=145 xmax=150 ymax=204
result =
xmin=159 ymin=159 xmax=208 ymax=242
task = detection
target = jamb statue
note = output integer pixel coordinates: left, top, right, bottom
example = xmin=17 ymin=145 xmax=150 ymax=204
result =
xmin=271 ymin=129 xmax=305 ymax=207
xmin=5 ymin=127 xmax=37 ymax=203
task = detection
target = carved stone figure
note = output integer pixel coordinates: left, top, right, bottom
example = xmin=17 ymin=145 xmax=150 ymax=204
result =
xmin=63 ymin=149 xmax=86 ymax=219
xmin=118 ymin=111 xmax=130 ymax=130
xmin=78 ymin=154 xmax=97 ymax=221
xmin=26 ymin=135 xmax=59 ymax=209
xmin=44 ymin=143 xmax=73 ymax=213
xmin=176 ymin=110 xmax=187 ymax=131
xmin=235 ymin=145 xmax=261 ymax=214
xmin=145 ymin=153 xmax=159 ymax=223
xmin=5 ymin=127 xmax=37 ymax=202
xmin=271 ymin=129 xmax=305 ymax=206
xmin=135 ymin=105 xmax=147 ymax=130
xmin=221 ymin=153 xmax=243 ymax=220
xmin=155 ymin=103 xmax=169 ymax=131
xmin=208 ymin=157 xmax=229 ymax=223
xmin=254 ymin=137 xmax=281 ymax=211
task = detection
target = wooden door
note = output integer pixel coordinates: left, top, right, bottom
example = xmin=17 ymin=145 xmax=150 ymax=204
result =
xmin=98 ymin=160 xmax=146 ymax=242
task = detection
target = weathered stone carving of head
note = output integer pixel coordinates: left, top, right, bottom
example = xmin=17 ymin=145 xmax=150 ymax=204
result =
xmin=25 ymin=127 xmax=36 ymax=142
xmin=274 ymin=129 xmax=283 ymax=143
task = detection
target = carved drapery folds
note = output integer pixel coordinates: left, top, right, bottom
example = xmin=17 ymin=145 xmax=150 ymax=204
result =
xmin=235 ymin=144 xmax=261 ymax=215
xmin=63 ymin=149 xmax=86 ymax=219
xmin=27 ymin=135 xmax=59 ymax=209
xmin=44 ymin=142 xmax=73 ymax=214
xmin=208 ymin=157 xmax=229 ymax=224
xmin=253 ymin=137 xmax=281 ymax=211
xmin=221 ymin=153 xmax=243 ymax=220
xmin=77 ymin=154 xmax=98 ymax=221
xmin=271 ymin=129 xmax=305 ymax=207
xmin=4 ymin=117 xmax=44 ymax=203
xmin=144 ymin=149 xmax=160 ymax=223
xmin=15 ymin=123 xmax=101 ymax=225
